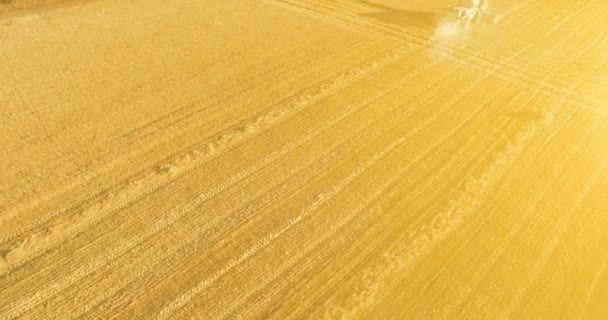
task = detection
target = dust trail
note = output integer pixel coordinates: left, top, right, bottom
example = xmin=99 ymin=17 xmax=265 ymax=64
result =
xmin=430 ymin=0 xmax=501 ymax=59
xmin=430 ymin=18 xmax=468 ymax=59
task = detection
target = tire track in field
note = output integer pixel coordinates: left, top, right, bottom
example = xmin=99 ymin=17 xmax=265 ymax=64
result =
xmin=337 ymin=17 xmax=608 ymax=316
xmin=69 ymin=95 xmax=413 ymax=319
xmin=251 ymin=81 xmax=536 ymax=319
xmin=300 ymin=99 xmax=532 ymax=318
xmin=329 ymin=108 xmax=552 ymax=319
xmin=69 ymin=48 xmax=472 ymax=320
xmin=270 ymin=0 xmax=536 ymax=74
xmin=153 ymin=31 xmax=546 ymax=317
xmin=180 ymin=79 xmax=517 ymax=320
xmin=2 ymin=46 xmax=410 ymax=278
xmin=0 ymin=43 xmax=413 ymax=275
xmin=55 ymin=43 xmax=460 ymax=318
xmin=416 ymin=35 xmax=608 ymax=320
xmin=0 ymin=36 xmax=371 ymax=238
xmin=1 ymin=44 xmax=446 ymax=318
xmin=303 ymin=93 xmax=535 ymax=320
xmin=498 ymin=144 xmax=608 ymax=320
xmin=271 ymin=0 xmax=608 ymax=108
xmin=495 ymin=56 xmax=608 ymax=317
xmin=394 ymin=108 xmax=583 ymax=320
xmin=154 ymin=135 xmax=410 ymax=320
xmin=214 ymin=81 xmax=522 ymax=319
xmin=62 ymin=4 xmax=577 ymax=316
xmin=346 ymin=0 xmax=606 ymax=86
xmin=0 ymin=43 xmax=410 ymax=271
xmin=580 ymin=242 xmax=608 ymax=317
xmin=72 ymin=47 xmax=470 ymax=320
xmin=431 ymin=56 xmax=608 ymax=320
xmin=285 ymin=0 xmax=604 ymax=93
xmin=0 ymin=4 xmax=575 ymax=315
xmin=435 ymin=112 xmax=596 ymax=320
xmin=380 ymin=21 xmax=608 ymax=316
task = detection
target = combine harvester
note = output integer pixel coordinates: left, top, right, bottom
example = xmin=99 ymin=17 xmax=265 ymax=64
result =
xmin=453 ymin=0 xmax=500 ymax=26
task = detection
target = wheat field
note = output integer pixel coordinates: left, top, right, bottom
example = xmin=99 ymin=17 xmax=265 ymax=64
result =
xmin=1 ymin=0 xmax=608 ymax=319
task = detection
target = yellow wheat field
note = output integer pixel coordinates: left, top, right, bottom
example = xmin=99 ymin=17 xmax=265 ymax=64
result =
xmin=1 ymin=0 xmax=607 ymax=318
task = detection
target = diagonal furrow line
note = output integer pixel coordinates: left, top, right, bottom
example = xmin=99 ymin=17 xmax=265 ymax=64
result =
xmin=63 ymin=46 xmax=471 ymax=319
xmin=0 ymin=43 xmax=418 ymax=276
xmin=290 ymin=0 xmax=599 ymax=92
xmin=154 ymin=30 xmax=544 ymax=317
xmin=441 ymin=113 xmax=595 ymax=320
xmin=69 ymin=79 xmax=438 ymax=319
xmin=497 ymin=143 xmax=608 ymax=320
xmin=214 ymin=80 xmax=522 ymax=319
xmin=299 ymin=89 xmax=539 ymax=320
xmin=271 ymin=0 xmax=608 ymax=108
xmin=387 ymin=24 xmax=608 ymax=318
xmin=154 ymin=136 xmax=410 ymax=320
xmin=1 ymin=0 xmax=559 ymax=281
xmin=1 ymin=44 xmax=440 ymax=317
xmin=3 ymin=3 xmax=604 ymax=320
xmin=321 ymin=0 xmax=539 ymax=39
xmin=270 ymin=0 xmax=537 ymax=73
xmin=429 ymin=33 xmax=608 ymax=318
xmin=194 ymin=86 xmax=515 ymax=320
xmin=63 ymin=42 xmax=474 ymax=319
xmin=0 ymin=43 xmax=414 ymax=274
xmin=0 ymin=37 xmax=375 ymax=238
xmin=394 ymin=19 xmax=605 ymax=316
xmin=147 ymin=4 xmax=592 ymax=315
xmin=112 ymin=35 xmax=368 ymax=143
xmin=318 ymin=26 xmax=600 ymax=318
xmin=349 ymin=112 xmax=550 ymax=318
xmin=493 ymin=49 xmax=608 ymax=319
xmin=425 ymin=109 xmax=589 ymax=320
xmin=63 ymin=35 xmax=528 ymax=318
xmin=350 ymin=19 xmax=608 ymax=318
xmin=580 ymin=243 xmax=608 ymax=316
